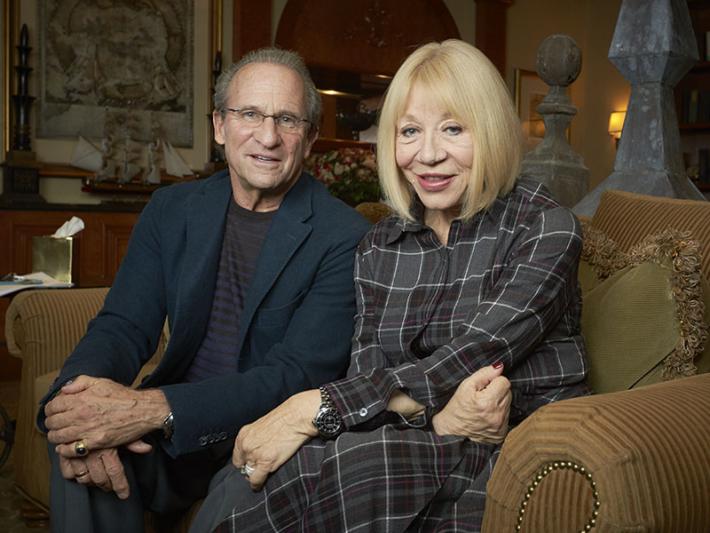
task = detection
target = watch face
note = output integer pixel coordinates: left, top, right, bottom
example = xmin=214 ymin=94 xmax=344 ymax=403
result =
xmin=315 ymin=407 xmax=343 ymax=438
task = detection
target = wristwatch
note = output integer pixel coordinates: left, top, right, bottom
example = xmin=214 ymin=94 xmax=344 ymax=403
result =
xmin=162 ymin=412 xmax=174 ymax=440
xmin=312 ymin=386 xmax=344 ymax=439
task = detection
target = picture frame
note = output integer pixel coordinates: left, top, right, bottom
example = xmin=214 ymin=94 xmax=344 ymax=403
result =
xmin=514 ymin=68 xmax=548 ymax=143
xmin=2 ymin=0 xmax=17 ymax=157
xmin=2 ymin=1 xmax=220 ymax=175
xmin=37 ymin=0 xmax=194 ymax=148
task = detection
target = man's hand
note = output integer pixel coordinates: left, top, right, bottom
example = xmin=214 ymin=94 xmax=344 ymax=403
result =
xmin=432 ymin=364 xmax=512 ymax=444
xmin=55 ymin=440 xmax=152 ymax=499
xmin=232 ymin=389 xmax=320 ymax=491
xmin=45 ymin=375 xmax=170 ymax=455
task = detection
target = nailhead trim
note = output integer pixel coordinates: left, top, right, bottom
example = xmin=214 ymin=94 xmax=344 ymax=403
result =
xmin=515 ymin=461 xmax=600 ymax=532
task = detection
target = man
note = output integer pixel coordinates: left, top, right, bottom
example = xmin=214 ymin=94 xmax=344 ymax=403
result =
xmin=39 ymin=48 xmax=370 ymax=532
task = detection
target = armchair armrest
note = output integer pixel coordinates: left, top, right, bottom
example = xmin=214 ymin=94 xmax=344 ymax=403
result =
xmin=6 ymin=288 xmax=110 ymax=376
xmin=483 ymin=374 xmax=710 ymax=532
xmin=5 ymin=287 xmax=168 ymax=509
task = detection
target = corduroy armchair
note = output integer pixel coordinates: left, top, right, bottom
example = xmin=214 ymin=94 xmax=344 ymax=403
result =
xmin=5 ymin=190 xmax=710 ymax=532
xmin=482 ymin=190 xmax=710 ymax=532
xmin=5 ymin=287 xmax=166 ymax=512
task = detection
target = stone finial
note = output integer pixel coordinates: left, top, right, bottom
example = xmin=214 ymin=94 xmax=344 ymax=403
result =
xmin=574 ymin=0 xmax=704 ymax=217
xmin=521 ymin=34 xmax=589 ymax=208
xmin=537 ymin=34 xmax=582 ymax=88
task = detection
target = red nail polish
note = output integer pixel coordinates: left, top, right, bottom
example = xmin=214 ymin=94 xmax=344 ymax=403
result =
xmin=493 ymin=361 xmax=503 ymax=369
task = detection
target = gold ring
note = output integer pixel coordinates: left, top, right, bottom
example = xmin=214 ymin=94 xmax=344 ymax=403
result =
xmin=74 ymin=440 xmax=89 ymax=457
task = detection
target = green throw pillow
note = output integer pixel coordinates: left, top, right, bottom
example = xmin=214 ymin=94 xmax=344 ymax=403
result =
xmin=583 ymin=262 xmax=677 ymax=392
xmin=580 ymin=225 xmax=709 ymax=394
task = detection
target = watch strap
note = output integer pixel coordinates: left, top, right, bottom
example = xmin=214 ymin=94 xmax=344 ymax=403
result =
xmin=162 ymin=412 xmax=174 ymax=440
xmin=319 ymin=386 xmax=334 ymax=408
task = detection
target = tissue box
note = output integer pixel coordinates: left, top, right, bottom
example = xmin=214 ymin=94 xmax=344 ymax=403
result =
xmin=31 ymin=236 xmax=80 ymax=284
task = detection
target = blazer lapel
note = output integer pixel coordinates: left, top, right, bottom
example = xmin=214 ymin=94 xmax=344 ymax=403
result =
xmin=167 ymin=174 xmax=232 ymax=377
xmin=236 ymin=175 xmax=314 ymax=355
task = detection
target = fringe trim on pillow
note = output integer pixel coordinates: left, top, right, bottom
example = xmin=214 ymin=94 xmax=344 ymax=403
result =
xmin=582 ymin=222 xmax=706 ymax=379
xmin=628 ymin=229 xmax=707 ymax=379
xmin=580 ymin=222 xmax=629 ymax=280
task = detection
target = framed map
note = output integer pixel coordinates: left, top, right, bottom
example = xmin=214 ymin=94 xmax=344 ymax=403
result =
xmin=37 ymin=0 xmax=194 ymax=147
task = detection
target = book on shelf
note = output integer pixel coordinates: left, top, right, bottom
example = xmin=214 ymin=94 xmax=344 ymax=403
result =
xmin=699 ymin=91 xmax=710 ymax=123
xmin=688 ymin=89 xmax=699 ymax=123
xmin=698 ymin=148 xmax=710 ymax=183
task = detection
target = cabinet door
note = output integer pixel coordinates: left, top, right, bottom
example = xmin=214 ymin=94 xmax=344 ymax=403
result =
xmin=78 ymin=212 xmax=139 ymax=287
xmin=0 ymin=210 xmax=140 ymax=287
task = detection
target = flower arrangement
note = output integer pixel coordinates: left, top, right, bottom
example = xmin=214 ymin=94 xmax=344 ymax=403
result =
xmin=305 ymin=147 xmax=380 ymax=206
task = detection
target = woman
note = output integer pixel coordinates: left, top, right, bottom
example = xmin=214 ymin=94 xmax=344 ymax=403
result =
xmin=191 ymin=39 xmax=588 ymax=533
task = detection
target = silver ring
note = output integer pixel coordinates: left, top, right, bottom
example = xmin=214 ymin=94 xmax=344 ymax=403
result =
xmin=76 ymin=470 xmax=89 ymax=478
xmin=240 ymin=464 xmax=255 ymax=477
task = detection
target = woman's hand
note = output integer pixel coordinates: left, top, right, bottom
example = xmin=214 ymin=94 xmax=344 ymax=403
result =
xmin=432 ymin=364 xmax=511 ymax=444
xmin=233 ymin=389 xmax=321 ymax=490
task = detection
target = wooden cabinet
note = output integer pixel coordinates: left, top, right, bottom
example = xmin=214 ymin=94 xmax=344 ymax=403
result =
xmin=0 ymin=207 xmax=142 ymax=381
xmin=0 ymin=209 xmax=141 ymax=287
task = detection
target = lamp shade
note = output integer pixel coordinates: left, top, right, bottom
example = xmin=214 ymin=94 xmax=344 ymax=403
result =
xmin=608 ymin=111 xmax=626 ymax=139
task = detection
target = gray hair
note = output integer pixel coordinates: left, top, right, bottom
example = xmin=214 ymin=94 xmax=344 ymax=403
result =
xmin=213 ymin=47 xmax=322 ymax=130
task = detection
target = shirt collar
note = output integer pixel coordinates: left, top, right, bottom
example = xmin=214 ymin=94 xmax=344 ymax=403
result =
xmin=383 ymin=198 xmax=444 ymax=245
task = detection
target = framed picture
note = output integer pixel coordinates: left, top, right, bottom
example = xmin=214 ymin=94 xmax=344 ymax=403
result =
xmin=1 ymin=1 xmax=222 ymax=177
xmin=2 ymin=1 xmax=12 ymax=157
xmin=514 ymin=68 xmax=548 ymax=143
xmin=37 ymin=0 xmax=194 ymax=147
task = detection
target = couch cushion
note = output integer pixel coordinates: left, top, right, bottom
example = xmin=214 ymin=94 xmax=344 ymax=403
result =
xmin=581 ymin=225 xmax=710 ymax=393
xmin=591 ymin=190 xmax=710 ymax=282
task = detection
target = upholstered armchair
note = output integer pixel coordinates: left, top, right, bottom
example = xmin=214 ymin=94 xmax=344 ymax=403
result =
xmin=5 ymin=288 xmax=166 ymax=511
xmin=482 ymin=190 xmax=710 ymax=532
xmin=5 ymin=190 xmax=710 ymax=531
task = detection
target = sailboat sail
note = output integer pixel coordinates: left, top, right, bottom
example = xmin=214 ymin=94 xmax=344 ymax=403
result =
xmin=71 ymin=136 xmax=103 ymax=172
xmin=163 ymin=140 xmax=193 ymax=177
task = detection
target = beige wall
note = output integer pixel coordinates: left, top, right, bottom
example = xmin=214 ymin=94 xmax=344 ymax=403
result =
xmin=507 ymin=0 xmax=629 ymax=189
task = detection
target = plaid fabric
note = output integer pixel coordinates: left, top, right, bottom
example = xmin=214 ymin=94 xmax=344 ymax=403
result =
xmin=214 ymin=177 xmax=589 ymax=532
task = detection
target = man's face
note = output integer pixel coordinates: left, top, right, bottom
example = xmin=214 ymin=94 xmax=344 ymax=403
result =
xmin=213 ymin=63 xmax=316 ymax=211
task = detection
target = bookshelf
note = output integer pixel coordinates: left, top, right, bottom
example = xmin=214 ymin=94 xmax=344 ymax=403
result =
xmin=678 ymin=1 xmax=710 ymax=190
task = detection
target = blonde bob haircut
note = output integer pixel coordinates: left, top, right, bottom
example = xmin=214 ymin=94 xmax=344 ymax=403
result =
xmin=377 ymin=39 xmax=523 ymax=221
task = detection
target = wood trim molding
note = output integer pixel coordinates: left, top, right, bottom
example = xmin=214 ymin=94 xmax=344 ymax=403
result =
xmin=475 ymin=0 xmax=514 ymax=74
xmin=229 ymin=0 xmax=513 ymax=78
xmin=231 ymin=0 xmax=271 ymax=60
xmin=274 ymin=0 xmax=459 ymax=75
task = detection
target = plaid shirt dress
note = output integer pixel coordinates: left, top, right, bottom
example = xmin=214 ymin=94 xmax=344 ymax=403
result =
xmin=215 ymin=177 xmax=589 ymax=532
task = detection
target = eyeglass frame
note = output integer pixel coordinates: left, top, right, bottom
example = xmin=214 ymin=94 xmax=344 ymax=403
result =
xmin=221 ymin=107 xmax=312 ymax=133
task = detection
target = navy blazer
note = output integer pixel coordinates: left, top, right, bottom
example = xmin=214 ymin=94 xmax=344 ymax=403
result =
xmin=40 ymin=170 xmax=370 ymax=456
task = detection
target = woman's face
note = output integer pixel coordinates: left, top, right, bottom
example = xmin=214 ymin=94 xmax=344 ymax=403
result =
xmin=395 ymin=83 xmax=474 ymax=222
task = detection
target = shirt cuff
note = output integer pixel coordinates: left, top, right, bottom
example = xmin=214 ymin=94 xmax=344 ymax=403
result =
xmin=325 ymin=371 xmax=395 ymax=429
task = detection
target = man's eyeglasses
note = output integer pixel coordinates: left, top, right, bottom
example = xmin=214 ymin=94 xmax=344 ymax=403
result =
xmin=223 ymin=107 xmax=311 ymax=133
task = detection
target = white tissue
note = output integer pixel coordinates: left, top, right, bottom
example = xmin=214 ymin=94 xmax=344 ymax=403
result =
xmin=52 ymin=216 xmax=85 ymax=238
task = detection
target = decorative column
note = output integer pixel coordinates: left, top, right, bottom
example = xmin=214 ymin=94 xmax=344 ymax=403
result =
xmin=574 ymin=0 xmax=704 ymax=217
xmin=1 ymin=24 xmax=42 ymax=205
xmin=521 ymin=34 xmax=589 ymax=207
